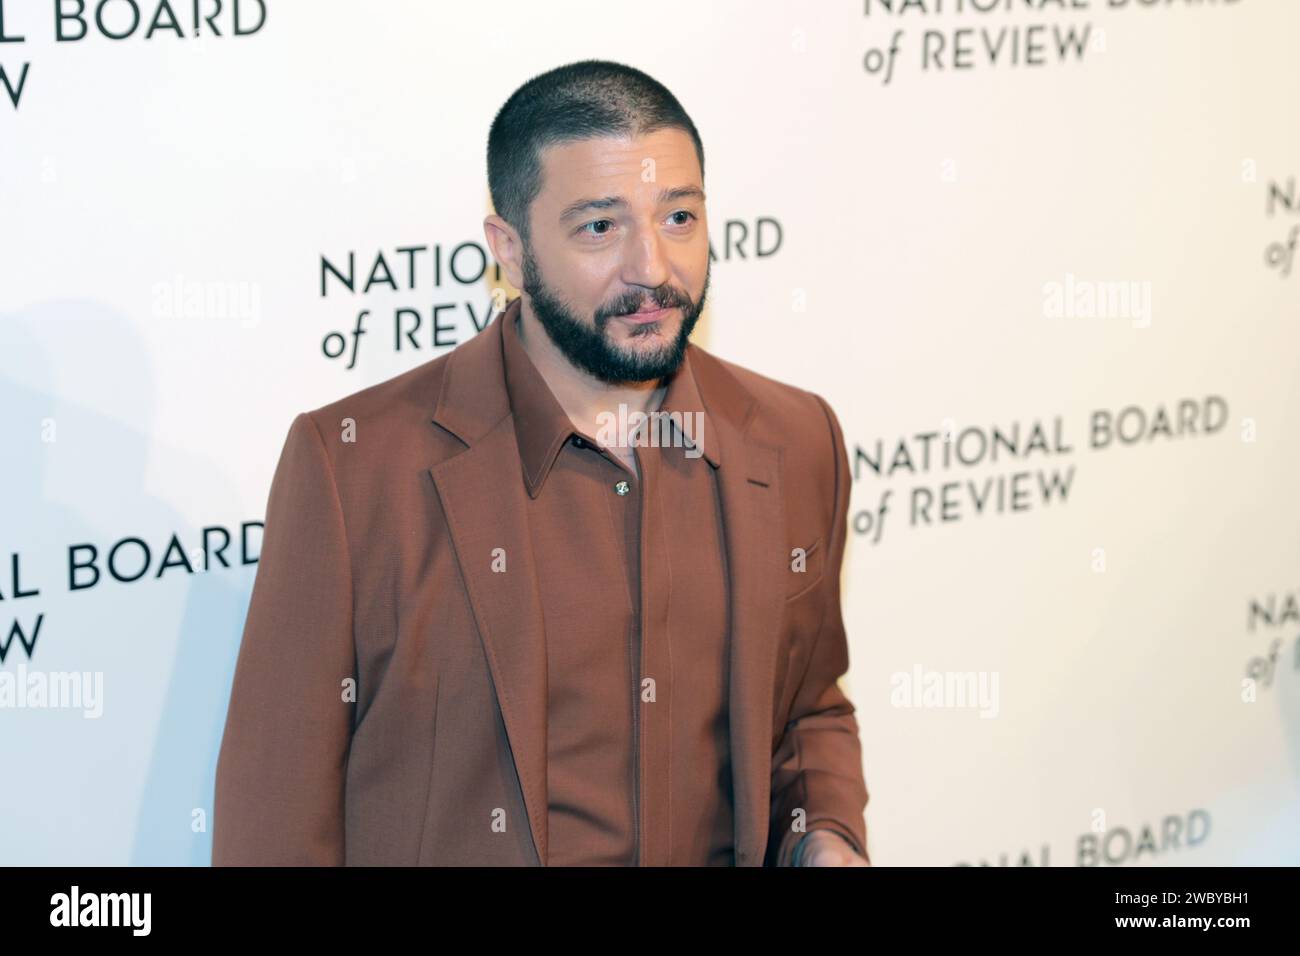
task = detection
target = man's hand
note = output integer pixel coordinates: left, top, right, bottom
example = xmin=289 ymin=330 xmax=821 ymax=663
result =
xmin=794 ymin=829 xmax=871 ymax=867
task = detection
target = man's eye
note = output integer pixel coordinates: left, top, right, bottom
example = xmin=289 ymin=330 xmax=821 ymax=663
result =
xmin=580 ymin=212 xmax=695 ymax=237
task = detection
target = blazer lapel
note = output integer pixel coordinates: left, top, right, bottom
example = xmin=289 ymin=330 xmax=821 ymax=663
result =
xmin=696 ymin=355 xmax=787 ymax=867
xmin=428 ymin=304 xmax=551 ymax=866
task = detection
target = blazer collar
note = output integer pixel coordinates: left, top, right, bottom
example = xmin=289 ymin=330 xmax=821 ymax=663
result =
xmin=501 ymin=298 xmax=722 ymax=498
xmin=434 ymin=296 xmax=742 ymax=464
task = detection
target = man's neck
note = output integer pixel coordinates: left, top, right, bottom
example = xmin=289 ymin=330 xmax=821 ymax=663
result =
xmin=515 ymin=302 xmax=668 ymax=445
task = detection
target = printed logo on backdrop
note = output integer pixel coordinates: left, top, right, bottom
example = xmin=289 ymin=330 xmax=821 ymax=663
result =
xmin=855 ymin=0 xmax=1244 ymax=87
xmin=318 ymin=219 xmax=783 ymax=370
xmin=850 ymin=396 xmax=1232 ymax=543
xmin=955 ymin=808 xmax=1211 ymax=866
xmin=0 ymin=523 xmax=262 ymax=717
xmin=1259 ymin=172 xmax=1300 ymax=279
xmin=0 ymin=0 xmax=268 ymax=110
xmin=1243 ymin=589 xmax=1300 ymax=701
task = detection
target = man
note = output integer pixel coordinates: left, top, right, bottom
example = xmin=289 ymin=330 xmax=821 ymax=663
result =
xmin=213 ymin=59 xmax=869 ymax=867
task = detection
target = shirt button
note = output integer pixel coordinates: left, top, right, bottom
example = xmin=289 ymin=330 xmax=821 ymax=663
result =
xmin=614 ymin=480 xmax=630 ymax=496
xmin=571 ymin=435 xmax=586 ymax=448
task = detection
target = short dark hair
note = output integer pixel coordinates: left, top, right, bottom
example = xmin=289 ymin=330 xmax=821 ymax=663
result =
xmin=487 ymin=59 xmax=705 ymax=244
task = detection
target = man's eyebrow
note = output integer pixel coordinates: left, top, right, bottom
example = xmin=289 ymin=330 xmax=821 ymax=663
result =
xmin=558 ymin=185 xmax=706 ymax=222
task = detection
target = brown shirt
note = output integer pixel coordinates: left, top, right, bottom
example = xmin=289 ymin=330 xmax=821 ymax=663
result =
xmin=501 ymin=308 xmax=733 ymax=866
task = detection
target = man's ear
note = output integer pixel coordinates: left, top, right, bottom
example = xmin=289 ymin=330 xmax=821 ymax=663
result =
xmin=484 ymin=214 xmax=525 ymax=291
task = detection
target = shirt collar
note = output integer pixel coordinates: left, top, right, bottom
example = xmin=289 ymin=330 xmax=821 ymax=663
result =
xmin=501 ymin=302 xmax=720 ymax=498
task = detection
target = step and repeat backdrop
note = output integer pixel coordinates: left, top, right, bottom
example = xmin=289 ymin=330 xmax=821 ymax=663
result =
xmin=2 ymin=0 xmax=1296 ymax=865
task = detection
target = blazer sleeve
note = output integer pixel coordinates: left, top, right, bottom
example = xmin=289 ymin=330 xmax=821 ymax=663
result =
xmin=212 ymin=411 xmax=357 ymax=865
xmin=767 ymin=394 xmax=871 ymax=866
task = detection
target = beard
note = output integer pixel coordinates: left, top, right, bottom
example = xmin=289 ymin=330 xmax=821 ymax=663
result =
xmin=519 ymin=244 xmax=710 ymax=385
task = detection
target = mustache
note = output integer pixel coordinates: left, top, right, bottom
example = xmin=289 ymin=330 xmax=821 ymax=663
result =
xmin=597 ymin=289 xmax=693 ymax=321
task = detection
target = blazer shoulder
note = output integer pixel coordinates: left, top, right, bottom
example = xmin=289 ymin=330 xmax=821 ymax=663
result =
xmin=302 ymin=348 xmax=455 ymax=437
xmin=692 ymin=346 xmax=843 ymax=456
xmin=275 ymin=347 xmax=462 ymax=489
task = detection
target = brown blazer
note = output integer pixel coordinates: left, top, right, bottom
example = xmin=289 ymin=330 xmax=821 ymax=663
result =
xmin=212 ymin=297 xmax=870 ymax=866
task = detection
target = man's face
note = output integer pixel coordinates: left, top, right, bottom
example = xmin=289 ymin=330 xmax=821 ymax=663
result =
xmin=518 ymin=127 xmax=710 ymax=384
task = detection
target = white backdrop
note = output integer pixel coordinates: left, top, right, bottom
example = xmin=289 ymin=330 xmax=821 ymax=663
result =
xmin=2 ymin=0 xmax=1297 ymax=865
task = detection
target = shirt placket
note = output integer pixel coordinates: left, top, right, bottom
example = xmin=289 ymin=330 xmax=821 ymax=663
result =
xmin=626 ymin=454 xmax=644 ymax=867
xmin=637 ymin=442 xmax=674 ymax=867
xmin=584 ymin=424 xmax=673 ymax=867
xmin=594 ymin=437 xmax=645 ymax=866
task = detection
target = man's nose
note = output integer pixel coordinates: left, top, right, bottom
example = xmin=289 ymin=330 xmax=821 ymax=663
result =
xmin=621 ymin=223 xmax=673 ymax=291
